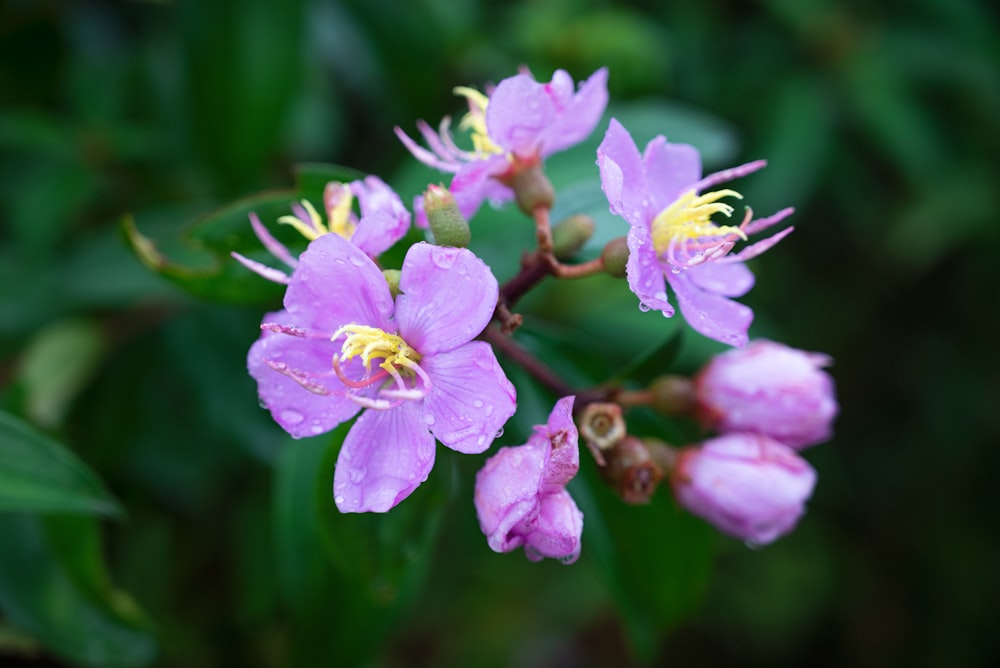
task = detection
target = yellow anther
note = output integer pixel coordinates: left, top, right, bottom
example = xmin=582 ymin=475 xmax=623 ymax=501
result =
xmin=278 ymin=200 xmax=328 ymax=241
xmin=650 ymin=189 xmax=747 ymax=255
xmin=325 ymin=186 xmax=357 ymax=239
xmin=331 ymin=324 xmax=421 ymax=374
xmin=453 ymin=86 xmax=503 ymax=156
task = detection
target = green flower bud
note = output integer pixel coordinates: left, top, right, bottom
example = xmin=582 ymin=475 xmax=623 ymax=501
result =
xmin=424 ymin=184 xmax=470 ymax=248
xmin=551 ymin=214 xmax=596 ymax=260
xmin=506 ymin=163 xmax=555 ymax=215
xmin=600 ymin=237 xmax=629 ymax=277
xmin=382 ymin=269 xmax=402 ymax=298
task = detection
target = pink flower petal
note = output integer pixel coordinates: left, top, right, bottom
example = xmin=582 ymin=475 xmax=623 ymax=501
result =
xmin=474 ymin=441 xmax=547 ymax=553
xmin=248 ymin=313 xmax=363 ymax=438
xmin=333 ymin=402 xmax=436 ymax=513
xmin=597 ymin=118 xmax=651 ymax=228
xmin=523 ymin=489 xmax=584 ymax=563
xmin=625 ymin=226 xmax=674 ymax=316
xmin=420 ymin=342 xmax=516 ymax=454
xmin=536 ymin=68 xmax=609 ymax=157
xmin=395 ymin=244 xmax=498 ymax=354
xmin=686 ymin=261 xmax=755 ymax=298
xmin=642 ymin=136 xmax=702 ymax=213
xmin=284 ymin=233 xmax=394 ymax=334
xmin=668 ymin=269 xmax=753 ymax=348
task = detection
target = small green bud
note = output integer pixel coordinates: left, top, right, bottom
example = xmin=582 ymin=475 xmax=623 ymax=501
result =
xmin=382 ymin=269 xmax=401 ymax=298
xmin=649 ymin=375 xmax=696 ymax=415
xmin=424 ymin=184 xmax=470 ymax=248
xmin=600 ymin=236 xmax=629 ymax=277
xmin=506 ymin=163 xmax=555 ymax=215
xmin=551 ymin=214 xmax=596 ymax=260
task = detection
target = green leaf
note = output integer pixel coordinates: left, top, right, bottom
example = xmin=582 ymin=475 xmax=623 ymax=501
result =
xmin=15 ymin=318 xmax=106 ymax=429
xmin=122 ymin=192 xmax=295 ymax=305
xmin=0 ymin=410 xmax=121 ymax=516
xmin=273 ymin=428 xmax=444 ymax=667
xmin=574 ymin=466 xmax=714 ymax=663
xmin=0 ymin=514 xmax=156 ymax=668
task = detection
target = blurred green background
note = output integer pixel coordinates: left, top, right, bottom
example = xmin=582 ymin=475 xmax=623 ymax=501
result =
xmin=1 ymin=0 xmax=998 ymax=666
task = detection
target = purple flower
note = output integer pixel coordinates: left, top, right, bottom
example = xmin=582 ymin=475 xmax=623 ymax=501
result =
xmin=248 ymin=233 xmax=516 ymax=513
xmin=597 ymin=118 xmax=794 ymax=347
xmin=672 ymin=433 xmax=817 ymax=545
xmin=695 ymin=340 xmax=839 ymax=449
xmin=232 ymin=175 xmax=410 ymax=284
xmin=397 ymin=68 xmax=609 ymax=225
xmin=474 ymin=396 xmax=584 ymax=563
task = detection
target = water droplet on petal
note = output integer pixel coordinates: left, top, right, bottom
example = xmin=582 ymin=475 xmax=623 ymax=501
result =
xmin=334 ymin=495 xmax=345 ymax=505
xmin=476 ymin=435 xmax=486 ymax=447
xmin=472 ymin=399 xmax=484 ymax=408
xmin=484 ymin=404 xmax=494 ymax=416
xmin=349 ymin=253 xmax=366 ymax=267
xmin=310 ymin=422 xmax=324 ymax=435
xmin=638 ymin=303 xmax=651 ymax=313
xmin=430 ymin=247 xmax=456 ymax=269
xmin=349 ymin=468 xmax=366 ymax=483
xmin=495 ymin=427 xmax=504 ymax=438
xmin=423 ymin=413 xmax=436 ymax=426
xmin=280 ymin=409 xmax=304 ymax=425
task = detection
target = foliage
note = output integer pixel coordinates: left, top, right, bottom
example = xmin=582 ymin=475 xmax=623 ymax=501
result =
xmin=1 ymin=0 xmax=998 ymax=666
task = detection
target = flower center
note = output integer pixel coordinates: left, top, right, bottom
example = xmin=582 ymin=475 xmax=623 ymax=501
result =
xmin=454 ymin=86 xmax=504 ymax=157
xmin=329 ymin=324 xmax=430 ymax=409
xmin=650 ymin=189 xmax=748 ymax=268
xmin=332 ymin=324 xmax=422 ymax=374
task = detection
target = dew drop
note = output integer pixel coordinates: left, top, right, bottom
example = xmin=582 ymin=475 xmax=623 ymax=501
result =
xmin=472 ymin=399 xmax=484 ymax=409
xmin=653 ymin=291 xmax=668 ymax=303
xmin=484 ymin=404 xmax=494 ymax=416
xmin=423 ymin=413 xmax=436 ymax=426
xmin=638 ymin=303 xmax=651 ymax=313
xmin=476 ymin=435 xmax=486 ymax=447
xmin=280 ymin=409 xmax=304 ymax=425
xmin=334 ymin=495 xmax=345 ymax=505
xmin=430 ymin=248 xmax=456 ymax=269
xmin=310 ymin=422 xmax=324 ymax=435
xmin=349 ymin=468 xmax=366 ymax=483
xmin=495 ymin=427 xmax=504 ymax=438
xmin=349 ymin=253 xmax=366 ymax=267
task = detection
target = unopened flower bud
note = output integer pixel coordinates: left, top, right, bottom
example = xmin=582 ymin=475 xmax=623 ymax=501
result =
xmin=423 ymin=184 xmax=470 ymax=248
xmin=600 ymin=237 xmax=629 ymax=278
xmin=649 ymin=375 xmax=696 ymax=415
xmin=382 ymin=269 xmax=401 ymax=298
xmin=551 ymin=214 xmax=595 ymax=260
xmin=506 ymin=163 xmax=555 ymax=215
xmin=695 ymin=340 xmax=839 ymax=449
xmin=599 ymin=436 xmax=664 ymax=504
xmin=579 ymin=402 xmax=626 ymax=451
xmin=671 ymin=433 xmax=816 ymax=545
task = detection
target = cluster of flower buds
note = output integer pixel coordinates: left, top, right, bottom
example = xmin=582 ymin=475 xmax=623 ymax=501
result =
xmin=235 ymin=66 xmax=838 ymax=563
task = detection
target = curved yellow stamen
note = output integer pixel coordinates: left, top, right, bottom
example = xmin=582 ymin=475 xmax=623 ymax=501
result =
xmin=331 ymin=324 xmax=422 ymax=376
xmin=650 ymin=189 xmax=747 ymax=256
xmin=278 ymin=200 xmax=328 ymax=241
xmin=453 ymin=86 xmax=503 ymax=156
xmin=325 ymin=186 xmax=357 ymax=239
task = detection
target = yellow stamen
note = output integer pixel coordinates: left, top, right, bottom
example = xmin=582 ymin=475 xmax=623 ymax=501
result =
xmin=278 ymin=200 xmax=328 ymax=241
xmin=650 ymin=189 xmax=747 ymax=255
xmin=332 ymin=324 xmax=421 ymax=375
xmin=453 ymin=86 xmax=503 ymax=156
xmin=326 ymin=186 xmax=357 ymax=239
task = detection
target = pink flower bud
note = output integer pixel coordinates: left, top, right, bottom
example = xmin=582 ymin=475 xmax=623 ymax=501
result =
xmin=474 ymin=396 xmax=583 ymax=563
xmin=672 ymin=433 xmax=817 ymax=545
xmin=695 ymin=340 xmax=838 ymax=449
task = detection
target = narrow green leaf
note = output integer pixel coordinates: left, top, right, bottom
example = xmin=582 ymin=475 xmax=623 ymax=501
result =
xmin=0 ymin=514 xmax=156 ymax=668
xmin=0 ymin=410 xmax=121 ymax=516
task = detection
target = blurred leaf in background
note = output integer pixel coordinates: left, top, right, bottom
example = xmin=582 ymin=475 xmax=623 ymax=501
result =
xmin=1 ymin=0 xmax=998 ymax=666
